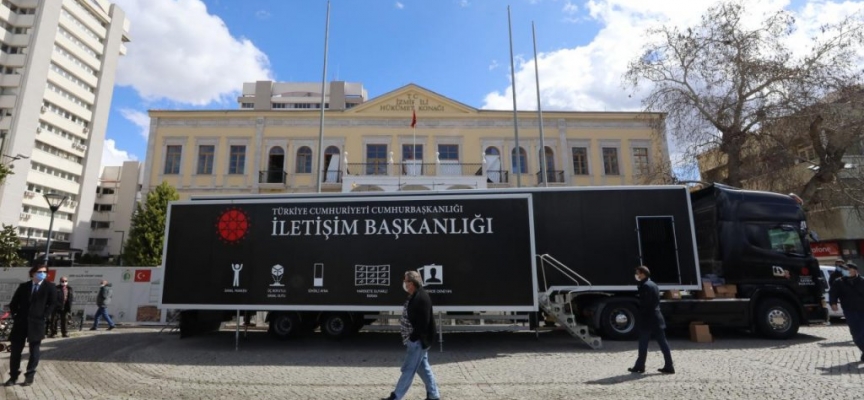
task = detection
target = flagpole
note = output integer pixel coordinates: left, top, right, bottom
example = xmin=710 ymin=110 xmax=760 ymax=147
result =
xmin=315 ymin=0 xmax=331 ymax=193
xmin=532 ymin=21 xmax=547 ymax=188
xmin=507 ymin=5 xmax=522 ymax=188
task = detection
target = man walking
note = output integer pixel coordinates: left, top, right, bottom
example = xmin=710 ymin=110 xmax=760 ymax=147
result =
xmin=49 ymin=276 xmax=74 ymax=338
xmin=829 ymin=262 xmax=864 ymax=362
xmin=629 ymin=265 xmax=675 ymax=374
xmin=90 ymin=280 xmax=115 ymax=331
xmin=382 ymin=271 xmax=440 ymax=400
xmin=4 ymin=265 xmax=57 ymax=387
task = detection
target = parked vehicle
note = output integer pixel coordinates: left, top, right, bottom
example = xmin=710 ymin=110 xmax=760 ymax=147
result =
xmin=161 ymin=184 xmax=828 ymax=347
xmin=820 ymin=266 xmax=845 ymax=319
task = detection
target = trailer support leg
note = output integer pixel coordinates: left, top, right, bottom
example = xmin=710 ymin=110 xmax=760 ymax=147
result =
xmin=437 ymin=311 xmax=444 ymax=353
xmin=235 ymin=310 xmax=240 ymax=351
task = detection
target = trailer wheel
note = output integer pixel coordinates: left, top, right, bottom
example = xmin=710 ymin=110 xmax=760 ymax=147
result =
xmin=599 ymin=301 xmax=639 ymax=341
xmin=755 ymin=298 xmax=800 ymax=339
xmin=322 ymin=313 xmax=354 ymax=340
xmin=268 ymin=312 xmax=301 ymax=340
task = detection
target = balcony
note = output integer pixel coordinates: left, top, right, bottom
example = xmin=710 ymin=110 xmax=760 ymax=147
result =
xmin=536 ymin=170 xmax=566 ymax=184
xmin=346 ymin=162 xmax=485 ymax=177
xmin=486 ymin=170 xmax=509 ymax=184
xmin=259 ymin=169 xmax=286 ymax=184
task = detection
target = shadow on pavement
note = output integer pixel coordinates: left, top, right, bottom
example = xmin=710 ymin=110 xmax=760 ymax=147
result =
xmin=585 ymin=373 xmax=653 ymax=385
xmin=29 ymin=326 xmax=831 ymax=368
xmin=816 ymin=361 xmax=863 ymax=375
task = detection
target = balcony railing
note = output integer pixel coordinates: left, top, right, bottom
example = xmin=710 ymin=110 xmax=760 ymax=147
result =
xmin=346 ymin=162 xmax=486 ymax=177
xmin=536 ymin=170 xmax=565 ymax=184
xmin=259 ymin=170 xmax=287 ymax=184
xmin=320 ymin=170 xmax=343 ymax=183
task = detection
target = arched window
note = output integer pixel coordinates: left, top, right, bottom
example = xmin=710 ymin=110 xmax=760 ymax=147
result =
xmin=266 ymin=146 xmax=286 ymax=183
xmin=485 ymin=147 xmax=500 ymax=156
xmin=511 ymin=147 xmax=527 ymax=174
xmin=323 ymin=146 xmax=341 ymax=182
xmin=296 ymin=146 xmax=312 ymax=173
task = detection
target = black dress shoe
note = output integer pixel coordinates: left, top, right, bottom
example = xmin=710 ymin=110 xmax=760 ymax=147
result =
xmin=21 ymin=375 xmax=34 ymax=386
xmin=3 ymin=378 xmax=16 ymax=387
xmin=658 ymin=367 xmax=676 ymax=374
xmin=380 ymin=392 xmax=396 ymax=400
xmin=62 ymin=334 xmax=69 ymax=338
xmin=627 ymin=367 xmax=645 ymax=373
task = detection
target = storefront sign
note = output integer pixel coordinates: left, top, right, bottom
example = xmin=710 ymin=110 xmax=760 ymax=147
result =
xmin=810 ymin=242 xmax=840 ymax=258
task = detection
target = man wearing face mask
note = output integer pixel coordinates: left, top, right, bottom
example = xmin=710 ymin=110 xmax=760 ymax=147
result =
xmin=381 ymin=271 xmax=440 ymax=400
xmin=829 ymin=262 xmax=864 ymax=362
xmin=4 ymin=265 xmax=57 ymax=387
xmin=829 ymin=258 xmax=848 ymax=284
xmin=629 ymin=265 xmax=674 ymax=374
xmin=49 ymin=276 xmax=74 ymax=338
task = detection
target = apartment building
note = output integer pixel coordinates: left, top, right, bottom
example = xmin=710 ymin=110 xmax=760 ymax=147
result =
xmin=87 ymin=160 xmax=141 ymax=260
xmin=144 ymin=82 xmax=671 ymax=200
xmin=238 ymin=81 xmax=367 ymax=111
xmin=0 ymin=0 xmax=130 ymax=252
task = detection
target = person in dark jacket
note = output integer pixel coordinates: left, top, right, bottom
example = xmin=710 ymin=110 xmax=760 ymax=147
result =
xmin=629 ymin=265 xmax=675 ymax=374
xmin=48 ymin=276 xmax=74 ymax=338
xmin=4 ymin=265 xmax=57 ymax=387
xmin=382 ymin=271 xmax=440 ymax=400
xmin=829 ymin=258 xmax=848 ymax=284
xmin=90 ymin=280 xmax=115 ymax=331
xmin=829 ymin=262 xmax=864 ymax=362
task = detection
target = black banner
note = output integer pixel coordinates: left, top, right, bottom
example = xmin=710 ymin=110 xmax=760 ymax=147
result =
xmin=161 ymin=195 xmax=536 ymax=310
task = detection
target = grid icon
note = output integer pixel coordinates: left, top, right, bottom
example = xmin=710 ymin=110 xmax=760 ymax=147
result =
xmin=355 ymin=265 xmax=390 ymax=286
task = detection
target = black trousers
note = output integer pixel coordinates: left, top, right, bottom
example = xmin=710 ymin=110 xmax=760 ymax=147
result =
xmin=634 ymin=325 xmax=673 ymax=369
xmin=9 ymin=337 xmax=41 ymax=379
xmin=50 ymin=311 xmax=68 ymax=335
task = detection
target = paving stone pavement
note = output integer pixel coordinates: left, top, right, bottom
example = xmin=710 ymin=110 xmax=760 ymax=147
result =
xmin=0 ymin=323 xmax=862 ymax=399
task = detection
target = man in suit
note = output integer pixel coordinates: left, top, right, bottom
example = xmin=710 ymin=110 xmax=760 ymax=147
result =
xmin=49 ymin=276 xmax=74 ymax=338
xmin=381 ymin=271 xmax=440 ymax=400
xmin=628 ymin=265 xmax=675 ymax=374
xmin=4 ymin=265 xmax=57 ymax=387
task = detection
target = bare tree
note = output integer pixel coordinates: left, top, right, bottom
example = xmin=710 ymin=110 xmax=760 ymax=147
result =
xmin=624 ymin=0 xmax=864 ymax=196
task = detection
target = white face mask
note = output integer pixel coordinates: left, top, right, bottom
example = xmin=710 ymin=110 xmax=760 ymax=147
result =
xmin=634 ymin=274 xmax=641 ymax=282
xmin=403 ymin=282 xmax=411 ymax=292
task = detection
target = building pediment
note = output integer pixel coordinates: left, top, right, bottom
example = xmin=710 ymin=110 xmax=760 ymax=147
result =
xmin=346 ymin=84 xmax=477 ymax=117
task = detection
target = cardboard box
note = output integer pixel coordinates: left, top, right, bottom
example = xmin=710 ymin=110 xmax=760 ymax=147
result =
xmin=714 ymin=284 xmax=738 ymax=298
xmin=689 ymin=322 xmax=713 ymax=343
xmin=662 ymin=290 xmax=681 ymax=300
xmin=696 ymin=282 xmax=716 ymax=299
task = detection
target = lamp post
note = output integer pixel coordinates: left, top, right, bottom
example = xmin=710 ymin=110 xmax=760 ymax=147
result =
xmin=42 ymin=193 xmax=68 ymax=265
xmin=115 ymin=230 xmax=125 ymax=266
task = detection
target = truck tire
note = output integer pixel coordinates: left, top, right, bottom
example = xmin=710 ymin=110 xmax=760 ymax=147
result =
xmin=755 ymin=298 xmax=800 ymax=339
xmin=268 ymin=312 xmax=301 ymax=340
xmin=598 ymin=301 xmax=639 ymax=341
xmin=322 ymin=312 xmax=354 ymax=340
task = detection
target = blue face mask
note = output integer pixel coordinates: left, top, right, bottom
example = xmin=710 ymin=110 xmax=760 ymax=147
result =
xmin=842 ymin=269 xmax=851 ymax=277
xmin=35 ymin=271 xmax=47 ymax=281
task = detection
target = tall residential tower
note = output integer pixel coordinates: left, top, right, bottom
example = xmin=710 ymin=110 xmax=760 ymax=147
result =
xmin=0 ymin=0 xmax=130 ymax=251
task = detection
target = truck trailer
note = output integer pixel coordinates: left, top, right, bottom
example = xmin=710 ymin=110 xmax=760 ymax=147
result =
xmin=160 ymin=184 xmax=827 ymax=347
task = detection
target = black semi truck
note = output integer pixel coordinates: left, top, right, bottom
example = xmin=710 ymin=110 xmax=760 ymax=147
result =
xmin=161 ymin=184 xmax=827 ymax=347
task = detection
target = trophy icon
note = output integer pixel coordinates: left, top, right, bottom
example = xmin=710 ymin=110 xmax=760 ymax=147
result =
xmin=270 ymin=264 xmax=285 ymax=287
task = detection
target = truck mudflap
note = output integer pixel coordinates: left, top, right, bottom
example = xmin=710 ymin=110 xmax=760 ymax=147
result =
xmin=803 ymin=301 xmax=828 ymax=324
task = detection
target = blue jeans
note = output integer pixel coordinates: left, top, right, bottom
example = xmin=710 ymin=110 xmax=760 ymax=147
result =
xmin=634 ymin=325 xmax=673 ymax=369
xmin=392 ymin=340 xmax=440 ymax=400
xmin=92 ymin=306 xmax=115 ymax=329
xmin=844 ymin=310 xmax=864 ymax=353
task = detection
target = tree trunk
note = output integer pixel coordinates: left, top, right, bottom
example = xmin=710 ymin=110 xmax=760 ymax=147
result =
xmin=721 ymin=131 xmax=745 ymax=187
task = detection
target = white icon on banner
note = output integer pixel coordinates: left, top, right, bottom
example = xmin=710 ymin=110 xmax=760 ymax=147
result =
xmin=355 ymin=264 xmax=390 ymax=286
xmin=271 ymin=264 xmax=285 ymax=287
xmin=231 ymin=263 xmax=243 ymax=287
xmin=313 ymin=263 xmax=324 ymax=287
xmin=418 ymin=264 xmax=443 ymax=286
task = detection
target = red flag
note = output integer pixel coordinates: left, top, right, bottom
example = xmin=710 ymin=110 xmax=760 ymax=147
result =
xmin=411 ymin=110 xmax=417 ymax=128
xmin=134 ymin=269 xmax=152 ymax=283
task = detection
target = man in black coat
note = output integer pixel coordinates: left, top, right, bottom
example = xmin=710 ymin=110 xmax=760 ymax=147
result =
xmin=49 ymin=276 xmax=74 ymax=338
xmin=382 ymin=270 xmax=440 ymax=400
xmin=4 ymin=265 xmax=57 ymax=387
xmin=629 ymin=265 xmax=675 ymax=374
xmin=829 ymin=262 xmax=864 ymax=362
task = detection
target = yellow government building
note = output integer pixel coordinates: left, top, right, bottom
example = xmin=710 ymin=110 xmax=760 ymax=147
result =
xmin=143 ymin=82 xmax=671 ymax=198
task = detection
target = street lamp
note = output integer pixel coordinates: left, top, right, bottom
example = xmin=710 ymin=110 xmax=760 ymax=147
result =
xmin=42 ymin=193 xmax=68 ymax=265
xmin=115 ymin=230 xmax=125 ymax=266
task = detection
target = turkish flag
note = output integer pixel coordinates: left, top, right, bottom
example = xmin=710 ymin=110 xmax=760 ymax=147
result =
xmin=411 ymin=110 xmax=416 ymax=128
xmin=134 ymin=269 xmax=152 ymax=283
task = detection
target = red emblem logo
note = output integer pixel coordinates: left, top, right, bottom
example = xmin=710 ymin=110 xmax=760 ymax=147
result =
xmin=216 ymin=208 xmax=250 ymax=244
